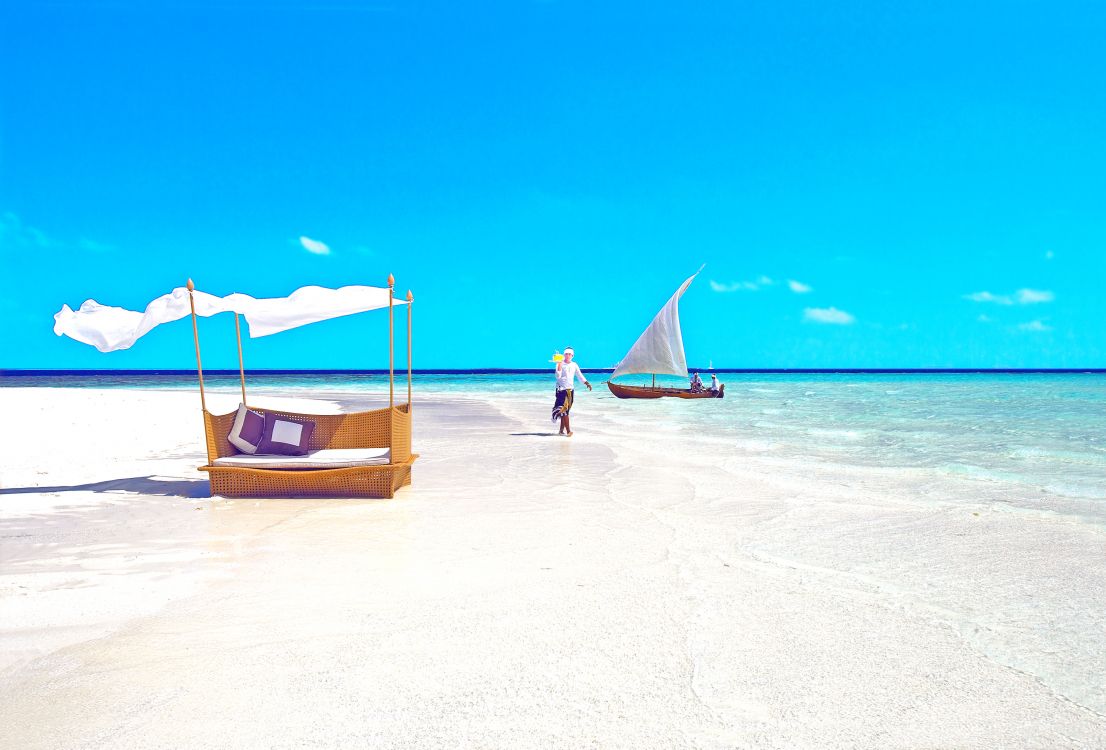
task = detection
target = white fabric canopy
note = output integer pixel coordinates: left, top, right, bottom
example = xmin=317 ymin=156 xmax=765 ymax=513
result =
xmin=611 ymin=269 xmax=701 ymax=380
xmin=53 ymin=285 xmax=407 ymax=353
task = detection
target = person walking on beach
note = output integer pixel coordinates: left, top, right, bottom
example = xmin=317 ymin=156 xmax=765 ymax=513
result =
xmin=552 ymin=347 xmax=592 ymax=437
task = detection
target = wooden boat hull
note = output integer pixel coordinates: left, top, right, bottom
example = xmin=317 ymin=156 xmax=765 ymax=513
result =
xmin=607 ymin=381 xmax=724 ymax=400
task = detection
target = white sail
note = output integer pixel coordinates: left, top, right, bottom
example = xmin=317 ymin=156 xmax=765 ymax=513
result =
xmin=611 ymin=268 xmax=701 ymax=380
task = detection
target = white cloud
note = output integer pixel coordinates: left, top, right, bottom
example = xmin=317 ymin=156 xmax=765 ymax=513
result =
xmin=977 ymin=314 xmax=993 ymax=323
xmin=710 ymin=279 xmax=760 ymax=293
xmin=1 ymin=212 xmax=114 ymax=254
xmin=710 ymin=274 xmax=784 ymax=293
xmin=1015 ymin=288 xmax=1054 ymax=304
xmin=0 ymin=212 xmax=57 ymax=249
xmin=788 ymin=279 xmax=812 ymax=293
xmin=1018 ymin=320 xmax=1052 ymax=332
xmin=78 ymin=238 xmax=113 ymax=253
xmin=804 ymin=306 xmax=855 ymax=325
xmin=964 ymin=291 xmax=1013 ymax=305
xmin=299 ymin=235 xmax=331 ymax=255
xmin=964 ymin=288 xmax=1053 ymax=306
xmin=27 ymin=227 xmax=54 ymax=248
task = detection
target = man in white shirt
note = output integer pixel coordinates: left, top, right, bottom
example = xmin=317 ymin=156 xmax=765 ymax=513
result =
xmin=552 ymin=346 xmax=592 ymax=437
xmin=710 ymin=373 xmax=720 ymax=393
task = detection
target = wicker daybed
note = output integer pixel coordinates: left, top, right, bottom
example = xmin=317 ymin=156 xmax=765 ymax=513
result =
xmin=184 ymin=275 xmax=417 ymax=499
xmin=198 ymin=403 xmax=415 ymax=498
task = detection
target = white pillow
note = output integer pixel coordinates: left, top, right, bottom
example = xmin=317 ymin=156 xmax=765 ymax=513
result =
xmin=227 ymin=403 xmax=265 ymax=454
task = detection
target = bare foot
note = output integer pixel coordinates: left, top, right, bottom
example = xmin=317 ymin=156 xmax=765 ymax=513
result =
xmin=566 ymin=431 xmax=573 ymax=437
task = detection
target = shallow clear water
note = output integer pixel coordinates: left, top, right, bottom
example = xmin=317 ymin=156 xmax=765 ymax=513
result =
xmin=605 ymin=374 xmax=1106 ymax=504
xmin=5 ymin=372 xmax=1105 ymax=504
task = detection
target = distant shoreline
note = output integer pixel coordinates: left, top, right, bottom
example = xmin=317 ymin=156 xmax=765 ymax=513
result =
xmin=2 ymin=368 xmax=1104 ymax=377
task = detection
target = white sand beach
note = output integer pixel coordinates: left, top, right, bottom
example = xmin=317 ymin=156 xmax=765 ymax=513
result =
xmin=1 ymin=386 xmax=1105 ymax=749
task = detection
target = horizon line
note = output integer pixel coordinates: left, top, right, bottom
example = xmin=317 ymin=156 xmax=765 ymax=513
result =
xmin=2 ymin=368 xmax=1104 ymax=376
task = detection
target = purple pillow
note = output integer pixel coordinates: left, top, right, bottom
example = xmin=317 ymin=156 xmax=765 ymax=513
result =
xmin=257 ymin=413 xmax=316 ymax=456
xmin=228 ymin=403 xmax=266 ymax=454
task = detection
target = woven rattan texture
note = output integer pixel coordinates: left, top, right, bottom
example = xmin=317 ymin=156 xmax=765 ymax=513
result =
xmin=203 ymin=462 xmax=413 ymax=499
xmin=200 ymin=404 xmax=415 ymax=498
xmin=389 ymin=405 xmax=412 ymax=463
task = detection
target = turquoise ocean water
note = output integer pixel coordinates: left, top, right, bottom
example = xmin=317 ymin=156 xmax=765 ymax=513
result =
xmin=4 ymin=372 xmax=1105 ymax=507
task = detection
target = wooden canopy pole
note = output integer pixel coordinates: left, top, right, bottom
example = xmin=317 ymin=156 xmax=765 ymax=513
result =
xmin=388 ymin=273 xmax=395 ymax=409
xmin=406 ymin=290 xmax=413 ymax=409
xmin=186 ymin=279 xmax=207 ymax=412
xmin=234 ymin=313 xmax=247 ymax=405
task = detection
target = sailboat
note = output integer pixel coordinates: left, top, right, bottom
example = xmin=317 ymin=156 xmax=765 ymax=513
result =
xmin=607 ymin=267 xmax=724 ymax=400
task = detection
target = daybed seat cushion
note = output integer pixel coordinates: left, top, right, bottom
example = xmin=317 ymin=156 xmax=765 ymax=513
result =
xmin=212 ymin=447 xmax=391 ymax=469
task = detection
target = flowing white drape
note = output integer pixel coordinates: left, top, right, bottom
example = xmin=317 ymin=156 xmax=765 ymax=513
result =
xmin=53 ymin=285 xmax=407 ymax=353
xmin=611 ymin=270 xmax=701 ymax=379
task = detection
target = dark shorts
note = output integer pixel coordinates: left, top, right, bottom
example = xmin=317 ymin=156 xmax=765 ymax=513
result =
xmin=552 ymin=388 xmax=574 ymax=421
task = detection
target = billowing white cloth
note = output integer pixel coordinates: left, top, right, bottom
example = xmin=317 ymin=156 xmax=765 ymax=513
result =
xmin=53 ymin=285 xmax=407 ymax=353
xmin=611 ymin=269 xmax=700 ymax=379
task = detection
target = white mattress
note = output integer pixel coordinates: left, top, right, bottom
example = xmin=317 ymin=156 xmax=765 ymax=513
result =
xmin=213 ymin=447 xmax=391 ymax=469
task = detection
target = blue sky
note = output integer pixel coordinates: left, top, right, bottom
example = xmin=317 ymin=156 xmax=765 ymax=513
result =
xmin=2 ymin=0 xmax=1103 ymax=370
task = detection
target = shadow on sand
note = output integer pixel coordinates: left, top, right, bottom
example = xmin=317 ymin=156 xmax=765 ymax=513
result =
xmin=509 ymin=432 xmax=567 ymax=438
xmin=0 ymin=476 xmax=210 ymax=499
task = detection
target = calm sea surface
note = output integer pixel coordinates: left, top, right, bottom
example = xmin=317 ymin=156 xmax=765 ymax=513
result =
xmin=5 ymin=372 xmax=1105 ymax=504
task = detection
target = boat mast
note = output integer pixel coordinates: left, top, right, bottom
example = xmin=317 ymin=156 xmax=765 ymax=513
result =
xmin=612 ymin=267 xmax=703 ymax=389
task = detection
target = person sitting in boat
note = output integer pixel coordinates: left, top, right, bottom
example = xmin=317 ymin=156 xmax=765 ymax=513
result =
xmin=690 ymin=371 xmax=704 ymax=393
xmin=710 ymin=373 xmax=720 ymax=393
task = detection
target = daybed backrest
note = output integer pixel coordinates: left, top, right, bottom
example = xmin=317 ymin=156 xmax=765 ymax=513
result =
xmin=203 ymin=405 xmax=411 ymax=463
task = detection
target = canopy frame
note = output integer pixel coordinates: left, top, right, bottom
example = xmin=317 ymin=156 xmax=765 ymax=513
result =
xmin=184 ymin=275 xmax=414 ymax=412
